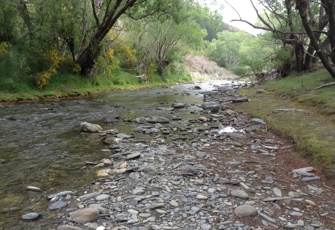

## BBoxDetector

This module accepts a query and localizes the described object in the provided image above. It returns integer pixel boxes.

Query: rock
[172,102,187,108]
[80,122,103,132]
[179,165,199,176]
[231,190,249,199]
[57,225,85,230]
[135,116,169,124]
[273,187,282,197]
[301,176,320,182]
[234,205,258,217]
[125,152,141,160]
[196,194,208,200]
[69,207,100,224]
[256,89,267,93]
[96,194,110,201]
[232,97,249,103]
[202,102,220,113]
[48,200,67,210]
[250,118,266,125]
[26,186,42,192]
[21,212,39,220]
[292,167,315,174]
[170,200,179,207]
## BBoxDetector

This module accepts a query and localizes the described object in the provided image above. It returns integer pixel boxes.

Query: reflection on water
[0,80,234,228]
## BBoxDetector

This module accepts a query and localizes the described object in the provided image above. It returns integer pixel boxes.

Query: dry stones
[234,205,258,217]
[69,207,100,224]
[231,189,249,199]
[57,225,85,230]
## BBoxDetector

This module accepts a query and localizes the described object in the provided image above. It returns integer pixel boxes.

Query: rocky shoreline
[22,83,335,230]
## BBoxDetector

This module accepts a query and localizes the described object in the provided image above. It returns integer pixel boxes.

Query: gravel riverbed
[20,83,335,230]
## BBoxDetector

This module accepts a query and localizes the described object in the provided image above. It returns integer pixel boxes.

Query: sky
[221,0,260,34]
[199,0,263,35]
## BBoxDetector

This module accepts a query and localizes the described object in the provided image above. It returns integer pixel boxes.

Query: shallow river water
[0,81,234,229]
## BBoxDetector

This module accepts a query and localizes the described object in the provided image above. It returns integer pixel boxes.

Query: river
[0,80,235,229]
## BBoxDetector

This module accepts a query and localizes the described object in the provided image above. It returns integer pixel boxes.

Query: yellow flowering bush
[0,42,10,56]
[146,63,158,80]
[35,48,80,89]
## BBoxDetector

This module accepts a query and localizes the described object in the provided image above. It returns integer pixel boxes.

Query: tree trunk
[77,0,138,76]
[296,0,335,78]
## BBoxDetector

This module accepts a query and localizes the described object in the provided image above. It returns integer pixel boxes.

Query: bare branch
[223,0,242,19]
[91,0,100,26]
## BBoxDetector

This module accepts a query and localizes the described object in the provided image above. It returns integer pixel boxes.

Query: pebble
[48,200,67,210]
[69,207,100,224]
[230,189,249,199]
[95,194,110,201]
[21,212,39,220]
[234,205,258,217]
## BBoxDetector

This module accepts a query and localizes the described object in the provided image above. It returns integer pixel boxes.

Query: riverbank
[0,55,237,103]
[233,68,335,178]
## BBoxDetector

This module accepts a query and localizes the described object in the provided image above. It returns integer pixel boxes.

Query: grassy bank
[233,68,335,178]
[0,70,193,102]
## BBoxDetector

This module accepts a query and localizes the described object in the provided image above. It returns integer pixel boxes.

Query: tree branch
[91,0,100,26]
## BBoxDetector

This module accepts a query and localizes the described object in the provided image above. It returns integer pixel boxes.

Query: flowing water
[0,81,234,229]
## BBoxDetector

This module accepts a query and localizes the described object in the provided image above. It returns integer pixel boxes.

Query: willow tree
[76,0,183,76]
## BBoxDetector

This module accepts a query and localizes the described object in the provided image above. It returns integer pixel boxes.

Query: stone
[202,102,220,113]
[231,190,249,199]
[69,207,100,224]
[234,205,258,217]
[135,116,169,124]
[301,176,320,182]
[196,194,208,200]
[57,225,85,230]
[273,187,282,197]
[80,122,103,132]
[26,186,42,192]
[96,194,110,201]
[48,200,67,210]
[22,212,39,220]
[170,200,179,207]
[172,102,187,108]
[125,152,141,160]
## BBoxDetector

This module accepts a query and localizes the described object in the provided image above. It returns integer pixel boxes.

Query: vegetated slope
[184,55,238,81]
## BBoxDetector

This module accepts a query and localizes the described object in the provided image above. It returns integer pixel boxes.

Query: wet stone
[48,200,67,210]
[22,212,40,220]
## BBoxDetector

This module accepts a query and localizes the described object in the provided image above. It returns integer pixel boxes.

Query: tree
[296,0,335,78]
[124,1,207,77]
[227,0,328,75]
[76,0,184,76]
[207,31,244,68]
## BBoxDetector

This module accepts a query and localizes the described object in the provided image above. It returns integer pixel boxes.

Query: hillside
[184,55,238,81]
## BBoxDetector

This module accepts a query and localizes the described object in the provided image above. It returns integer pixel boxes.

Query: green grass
[0,69,193,102]
[234,68,335,177]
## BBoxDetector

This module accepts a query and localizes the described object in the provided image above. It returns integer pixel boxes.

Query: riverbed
[0,81,233,229]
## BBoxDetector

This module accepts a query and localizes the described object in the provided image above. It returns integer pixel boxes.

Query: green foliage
[207,31,244,68]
